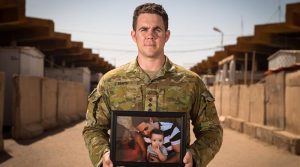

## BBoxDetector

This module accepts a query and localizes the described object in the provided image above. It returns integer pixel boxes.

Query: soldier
[82,3,223,167]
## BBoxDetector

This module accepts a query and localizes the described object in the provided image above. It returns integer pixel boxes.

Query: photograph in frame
[110,111,187,167]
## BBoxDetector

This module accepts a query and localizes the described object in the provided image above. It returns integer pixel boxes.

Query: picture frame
[110,110,187,167]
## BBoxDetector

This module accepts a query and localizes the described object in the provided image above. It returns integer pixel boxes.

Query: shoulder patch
[201,90,215,102]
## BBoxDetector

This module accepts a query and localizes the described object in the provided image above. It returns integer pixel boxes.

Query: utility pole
[213,27,224,49]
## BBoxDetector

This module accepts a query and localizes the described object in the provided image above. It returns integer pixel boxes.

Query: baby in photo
[147,129,168,162]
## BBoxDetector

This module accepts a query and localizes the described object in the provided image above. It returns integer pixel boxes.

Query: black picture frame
[110,110,187,167]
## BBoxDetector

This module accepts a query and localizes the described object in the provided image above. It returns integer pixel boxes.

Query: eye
[140,27,147,32]
[155,29,161,33]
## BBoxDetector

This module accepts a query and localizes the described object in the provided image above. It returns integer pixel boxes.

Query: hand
[153,145,160,153]
[183,151,193,167]
[103,151,113,167]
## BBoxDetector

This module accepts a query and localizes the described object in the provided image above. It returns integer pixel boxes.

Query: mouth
[144,44,155,47]
[144,40,156,46]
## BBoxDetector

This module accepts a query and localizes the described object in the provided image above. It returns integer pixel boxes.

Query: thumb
[183,151,191,163]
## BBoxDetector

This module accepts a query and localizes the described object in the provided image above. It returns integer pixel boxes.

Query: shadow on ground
[5,119,85,146]
[0,151,13,164]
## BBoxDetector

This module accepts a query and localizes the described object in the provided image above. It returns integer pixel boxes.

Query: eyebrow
[138,26,163,31]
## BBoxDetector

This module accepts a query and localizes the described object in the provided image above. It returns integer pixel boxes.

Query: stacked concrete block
[273,131,300,155]
[223,116,244,133]
[255,125,279,144]
[41,78,58,130]
[265,71,285,129]
[0,72,4,151]
[249,84,265,125]
[243,122,259,138]
[12,76,43,139]
[285,70,300,135]
[45,67,91,92]
[0,47,44,127]
[238,85,250,121]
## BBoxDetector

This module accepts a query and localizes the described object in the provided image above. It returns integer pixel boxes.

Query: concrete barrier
[221,85,230,116]
[0,72,4,151]
[273,131,300,155]
[285,70,300,135]
[12,76,43,139]
[74,82,88,118]
[214,85,222,116]
[238,85,250,121]
[41,78,58,130]
[265,72,285,129]
[57,80,87,125]
[222,116,244,133]
[249,84,265,125]
[229,85,239,117]
[57,80,74,125]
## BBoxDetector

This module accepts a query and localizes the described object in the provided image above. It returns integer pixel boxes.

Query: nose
[146,30,155,39]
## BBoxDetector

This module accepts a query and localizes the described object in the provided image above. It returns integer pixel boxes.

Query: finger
[103,151,114,167]
[183,151,192,163]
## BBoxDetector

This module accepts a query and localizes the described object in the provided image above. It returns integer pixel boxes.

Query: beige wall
[42,78,58,130]
[285,71,300,134]
[229,85,239,117]
[249,84,265,124]
[221,85,230,116]
[0,72,4,150]
[238,85,250,121]
[12,76,43,139]
[265,72,285,129]
[57,80,88,125]
[11,76,88,139]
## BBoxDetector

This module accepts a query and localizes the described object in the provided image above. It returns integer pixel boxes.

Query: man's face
[131,13,170,59]
[136,122,153,137]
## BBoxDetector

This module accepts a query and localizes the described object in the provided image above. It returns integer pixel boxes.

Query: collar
[126,55,176,75]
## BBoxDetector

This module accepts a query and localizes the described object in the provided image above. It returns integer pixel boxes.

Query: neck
[137,55,165,72]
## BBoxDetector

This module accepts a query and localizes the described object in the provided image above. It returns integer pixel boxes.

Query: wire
[90,46,219,54]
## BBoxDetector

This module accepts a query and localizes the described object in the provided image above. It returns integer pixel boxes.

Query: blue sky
[26,0,300,69]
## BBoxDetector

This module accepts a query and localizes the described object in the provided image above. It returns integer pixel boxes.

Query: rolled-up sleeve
[82,86,111,167]
[188,79,223,167]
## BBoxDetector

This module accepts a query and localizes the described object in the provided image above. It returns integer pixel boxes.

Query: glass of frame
[110,111,187,167]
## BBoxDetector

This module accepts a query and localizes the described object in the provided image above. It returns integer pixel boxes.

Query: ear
[165,30,170,42]
[131,30,137,43]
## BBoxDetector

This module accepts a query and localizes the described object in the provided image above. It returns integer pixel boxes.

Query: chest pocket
[109,84,142,111]
[164,86,192,112]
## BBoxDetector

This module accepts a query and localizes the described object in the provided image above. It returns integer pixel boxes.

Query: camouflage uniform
[82,56,223,167]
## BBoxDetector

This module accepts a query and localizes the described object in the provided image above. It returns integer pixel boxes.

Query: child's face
[151,133,164,147]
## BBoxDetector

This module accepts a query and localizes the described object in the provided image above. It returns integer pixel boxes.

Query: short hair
[132,117,150,128]
[132,3,169,31]
[150,128,164,138]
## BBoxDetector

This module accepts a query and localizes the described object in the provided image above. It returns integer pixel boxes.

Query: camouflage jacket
[82,56,223,167]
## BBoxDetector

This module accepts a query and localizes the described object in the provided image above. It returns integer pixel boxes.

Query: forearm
[156,151,167,162]
[83,125,110,167]
[83,87,111,167]
[189,85,223,167]
[189,124,223,167]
